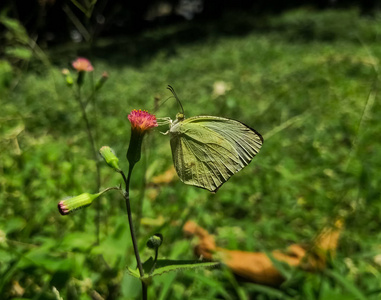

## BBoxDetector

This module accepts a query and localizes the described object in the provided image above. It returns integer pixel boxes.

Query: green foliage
[0,14,32,63]
[127,257,219,280]
[1,7,381,300]
[0,59,13,94]
[267,9,379,42]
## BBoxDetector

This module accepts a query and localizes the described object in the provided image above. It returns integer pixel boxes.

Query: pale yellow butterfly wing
[170,116,263,192]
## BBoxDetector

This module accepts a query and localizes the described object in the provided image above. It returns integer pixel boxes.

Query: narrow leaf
[325,269,367,300]
[126,257,219,279]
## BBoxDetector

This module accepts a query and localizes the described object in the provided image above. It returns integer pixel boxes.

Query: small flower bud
[72,57,93,87]
[58,192,100,215]
[61,68,73,86]
[95,71,109,91]
[99,146,120,171]
[146,233,163,250]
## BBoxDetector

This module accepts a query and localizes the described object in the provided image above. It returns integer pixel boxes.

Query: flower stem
[76,86,102,245]
[122,166,147,299]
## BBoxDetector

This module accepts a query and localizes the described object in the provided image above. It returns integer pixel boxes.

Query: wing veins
[182,138,220,190]
[183,134,239,176]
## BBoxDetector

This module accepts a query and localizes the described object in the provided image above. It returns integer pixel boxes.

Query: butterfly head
[176,112,185,121]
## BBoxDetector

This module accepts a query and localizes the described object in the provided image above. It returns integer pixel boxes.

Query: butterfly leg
[157,117,172,126]
[157,117,172,135]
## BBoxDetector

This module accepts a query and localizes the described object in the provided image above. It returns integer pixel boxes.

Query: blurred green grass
[1,8,381,300]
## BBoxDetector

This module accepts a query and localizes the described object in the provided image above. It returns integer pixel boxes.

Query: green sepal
[126,257,220,280]
[127,129,144,166]
[77,71,85,86]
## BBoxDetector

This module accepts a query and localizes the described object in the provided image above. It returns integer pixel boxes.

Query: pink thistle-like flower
[72,57,94,72]
[58,200,70,215]
[127,109,158,165]
[128,109,158,133]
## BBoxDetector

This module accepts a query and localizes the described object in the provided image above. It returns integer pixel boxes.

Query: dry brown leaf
[183,220,343,286]
[150,166,177,185]
[11,281,24,297]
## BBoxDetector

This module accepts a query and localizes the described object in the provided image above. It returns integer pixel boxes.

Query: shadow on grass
[49,8,379,69]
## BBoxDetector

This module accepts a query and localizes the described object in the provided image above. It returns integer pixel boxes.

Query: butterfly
[167,85,263,192]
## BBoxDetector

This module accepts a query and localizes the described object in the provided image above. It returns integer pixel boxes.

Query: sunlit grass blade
[324,269,367,300]
[185,270,234,300]
[244,283,293,299]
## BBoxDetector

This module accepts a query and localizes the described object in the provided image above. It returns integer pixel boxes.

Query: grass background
[1,8,381,299]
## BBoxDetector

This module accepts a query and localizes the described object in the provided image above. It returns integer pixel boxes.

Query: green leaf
[121,272,141,299]
[186,271,233,300]
[60,232,94,252]
[0,16,29,43]
[158,272,177,300]
[245,283,291,299]
[265,250,293,280]
[2,216,26,234]
[126,257,219,279]
[324,269,367,300]
[5,47,32,60]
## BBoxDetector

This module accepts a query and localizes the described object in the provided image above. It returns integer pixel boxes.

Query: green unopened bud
[99,146,120,171]
[95,71,109,91]
[58,187,117,215]
[147,233,163,250]
[58,192,100,215]
[62,68,73,86]
[66,75,74,86]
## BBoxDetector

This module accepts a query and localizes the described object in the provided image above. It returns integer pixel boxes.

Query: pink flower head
[128,109,158,133]
[72,57,94,72]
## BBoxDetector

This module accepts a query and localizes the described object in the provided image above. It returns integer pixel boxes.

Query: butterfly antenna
[167,85,184,115]
[151,95,173,113]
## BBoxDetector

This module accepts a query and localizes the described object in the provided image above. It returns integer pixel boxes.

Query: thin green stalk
[135,153,148,238]
[121,166,148,300]
[76,85,101,244]
[90,71,102,246]
[142,283,147,300]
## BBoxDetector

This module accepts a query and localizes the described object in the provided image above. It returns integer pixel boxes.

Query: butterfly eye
[176,112,185,121]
